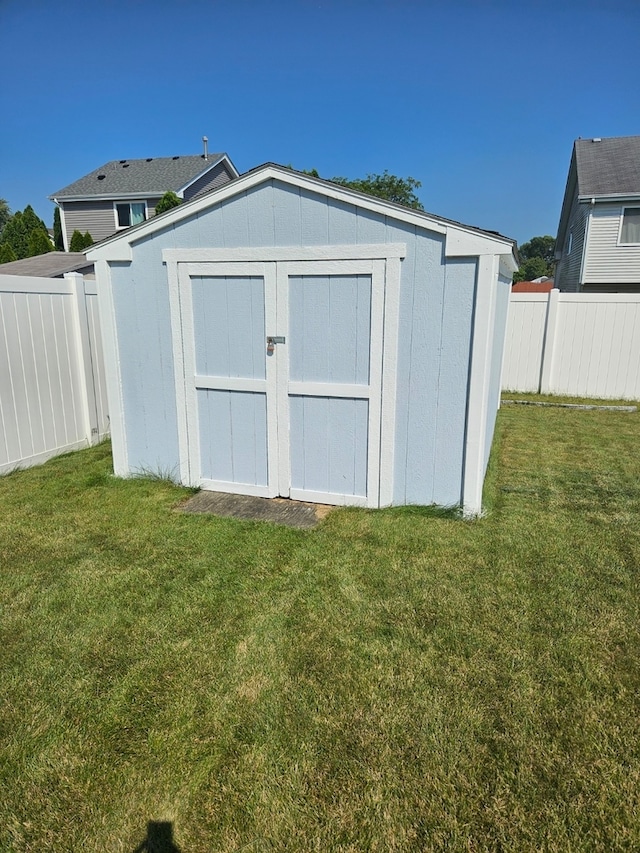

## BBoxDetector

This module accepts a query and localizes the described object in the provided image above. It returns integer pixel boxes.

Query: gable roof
[0,252,91,277]
[556,135,640,250]
[575,136,640,198]
[87,163,517,269]
[50,153,238,200]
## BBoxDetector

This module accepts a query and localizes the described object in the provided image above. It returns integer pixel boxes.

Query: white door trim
[167,244,406,507]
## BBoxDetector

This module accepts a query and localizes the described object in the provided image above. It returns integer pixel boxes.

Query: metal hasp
[267,336,286,344]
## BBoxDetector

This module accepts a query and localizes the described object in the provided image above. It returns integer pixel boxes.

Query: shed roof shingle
[575,136,640,197]
[50,153,227,199]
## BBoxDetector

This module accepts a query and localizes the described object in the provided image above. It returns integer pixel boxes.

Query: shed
[87,165,517,515]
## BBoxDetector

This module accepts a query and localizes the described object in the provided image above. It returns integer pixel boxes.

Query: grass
[1,403,640,851]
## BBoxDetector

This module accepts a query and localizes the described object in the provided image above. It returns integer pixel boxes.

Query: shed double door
[179,259,386,507]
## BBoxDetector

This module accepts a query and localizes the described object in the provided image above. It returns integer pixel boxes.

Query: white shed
[87,165,517,514]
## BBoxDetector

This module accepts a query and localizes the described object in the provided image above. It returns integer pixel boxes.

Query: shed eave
[445,227,516,260]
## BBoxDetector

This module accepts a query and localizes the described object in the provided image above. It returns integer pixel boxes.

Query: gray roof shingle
[50,153,227,199]
[575,136,640,197]
[0,252,90,277]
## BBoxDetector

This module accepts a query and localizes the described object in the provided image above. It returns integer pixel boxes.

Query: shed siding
[183,161,235,201]
[583,205,640,284]
[112,179,478,506]
[110,248,181,476]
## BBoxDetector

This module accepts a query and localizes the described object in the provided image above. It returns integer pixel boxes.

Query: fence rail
[502,290,640,400]
[0,272,108,474]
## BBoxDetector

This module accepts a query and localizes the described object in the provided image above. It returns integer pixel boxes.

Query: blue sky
[1,0,638,245]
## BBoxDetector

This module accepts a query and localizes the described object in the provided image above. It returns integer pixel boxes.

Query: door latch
[267,335,285,355]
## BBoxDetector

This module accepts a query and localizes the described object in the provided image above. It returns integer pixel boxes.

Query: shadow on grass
[133,821,181,852]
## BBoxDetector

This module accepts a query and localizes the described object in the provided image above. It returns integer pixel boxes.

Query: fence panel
[0,273,108,474]
[502,291,640,400]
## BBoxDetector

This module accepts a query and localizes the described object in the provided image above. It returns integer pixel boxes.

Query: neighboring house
[87,163,517,516]
[50,149,238,251]
[555,136,640,292]
[0,251,93,278]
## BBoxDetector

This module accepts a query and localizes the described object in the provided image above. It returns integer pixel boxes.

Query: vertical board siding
[289,396,368,497]
[120,181,478,506]
[192,276,266,379]
[288,274,371,384]
[502,292,640,399]
[0,275,107,474]
[112,239,182,474]
[198,389,268,486]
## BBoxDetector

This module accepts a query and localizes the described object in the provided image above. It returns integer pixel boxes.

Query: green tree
[514,234,556,282]
[69,229,94,252]
[27,228,53,257]
[0,242,17,264]
[2,205,49,259]
[0,198,10,237]
[331,171,424,210]
[155,191,182,216]
[294,167,424,210]
[53,206,64,251]
[514,257,549,283]
[518,235,555,267]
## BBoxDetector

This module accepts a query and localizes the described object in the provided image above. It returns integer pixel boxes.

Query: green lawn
[1,403,640,852]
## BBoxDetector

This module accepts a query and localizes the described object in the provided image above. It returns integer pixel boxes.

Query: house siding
[62,200,117,246]
[583,205,640,285]
[62,198,161,246]
[554,194,589,292]
[183,161,235,202]
[108,179,480,507]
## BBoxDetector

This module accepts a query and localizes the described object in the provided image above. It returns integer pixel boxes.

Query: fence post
[66,272,100,445]
[539,288,560,394]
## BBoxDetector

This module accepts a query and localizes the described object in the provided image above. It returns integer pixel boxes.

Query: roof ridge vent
[592,137,602,142]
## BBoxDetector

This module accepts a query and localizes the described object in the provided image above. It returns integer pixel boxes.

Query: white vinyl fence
[502,289,640,400]
[0,272,108,474]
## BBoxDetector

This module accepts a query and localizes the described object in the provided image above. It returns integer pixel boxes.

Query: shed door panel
[286,273,374,504]
[188,271,276,496]
[179,258,384,507]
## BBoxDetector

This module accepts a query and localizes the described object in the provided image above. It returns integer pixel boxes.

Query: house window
[620,208,640,244]
[567,232,573,255]
[116,202,146,228]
